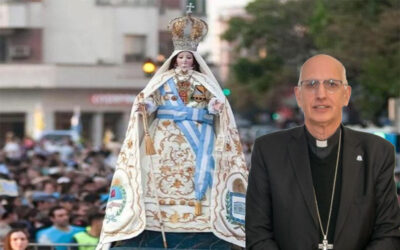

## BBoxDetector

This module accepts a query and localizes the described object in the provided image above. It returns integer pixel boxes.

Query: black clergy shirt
[305,127,343,244]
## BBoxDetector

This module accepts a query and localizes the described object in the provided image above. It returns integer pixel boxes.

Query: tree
[223,0,400,124]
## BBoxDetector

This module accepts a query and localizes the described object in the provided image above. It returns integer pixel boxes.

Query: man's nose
[315,82,327,98]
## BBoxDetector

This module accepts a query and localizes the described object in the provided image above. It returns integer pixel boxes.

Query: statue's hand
[208,98,225,114]
[213,100,224,113]
[134,100,157,115]
[134,102,147,114]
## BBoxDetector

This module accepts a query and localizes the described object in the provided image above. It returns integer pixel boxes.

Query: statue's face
[176,51,194,71]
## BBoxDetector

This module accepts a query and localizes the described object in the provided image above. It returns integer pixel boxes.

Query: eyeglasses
[299,79,347,92]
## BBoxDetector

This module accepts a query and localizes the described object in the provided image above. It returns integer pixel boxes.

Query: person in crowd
[58,139,75,164]
[58,194,76,213]
[42,180,58,197]
[22,136,35,152]
[3,229,29,250]
[0,208,18,241]
[0,151,10,177]
[246,54,400,249]
[71,201,92,227]
[72,213,104,250]
[31,193,56,222]
[15,208,38,242]
[3,133,22,164]
[97,8,248,250]
[36,206,84,250]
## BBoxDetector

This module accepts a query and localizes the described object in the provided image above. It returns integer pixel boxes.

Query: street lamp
[142,59,156,77]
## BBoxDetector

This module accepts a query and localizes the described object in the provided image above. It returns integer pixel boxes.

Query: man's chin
[306,116,337,127]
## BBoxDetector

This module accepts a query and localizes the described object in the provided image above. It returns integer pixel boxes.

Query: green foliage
[309,0,331,48]
[222,0,400,123]
[232,56,285,92]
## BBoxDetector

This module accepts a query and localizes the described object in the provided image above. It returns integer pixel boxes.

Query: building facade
[0,0,200,146]
[201,0,251,82]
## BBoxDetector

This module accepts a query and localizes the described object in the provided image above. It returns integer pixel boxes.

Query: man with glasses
[246,54,400,250]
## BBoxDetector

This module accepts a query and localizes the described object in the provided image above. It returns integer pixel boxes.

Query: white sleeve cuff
[133,98,157,114]
[144,100,157,114]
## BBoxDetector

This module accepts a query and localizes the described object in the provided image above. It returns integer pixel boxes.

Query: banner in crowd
[0,179,18,196]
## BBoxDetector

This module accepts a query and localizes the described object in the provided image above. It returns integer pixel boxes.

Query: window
[124,35,146,62]
[0,113,25,147]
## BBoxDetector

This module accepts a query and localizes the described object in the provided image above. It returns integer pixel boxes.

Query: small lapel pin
[356,155,363,161]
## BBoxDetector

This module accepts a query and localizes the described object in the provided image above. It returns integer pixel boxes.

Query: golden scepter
[138,93,168,248]
[139,93,156,155]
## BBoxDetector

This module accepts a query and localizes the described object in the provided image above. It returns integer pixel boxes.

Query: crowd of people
[0,132,113,249]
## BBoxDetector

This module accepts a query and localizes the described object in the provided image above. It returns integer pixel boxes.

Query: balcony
[0,0,42,28]
[96,0,157,6]
[0,63,150,89]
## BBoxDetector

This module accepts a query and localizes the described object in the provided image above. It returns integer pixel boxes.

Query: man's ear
[343,85,352,106]
[294,86,303,109]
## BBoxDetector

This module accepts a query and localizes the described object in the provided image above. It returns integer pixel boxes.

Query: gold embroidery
[172,179,184,188]
[174,134,186,145]
[171,19,185,37]
[182,213,191,220]
[176,81,191,104]
[233,179,246,193]
[191,18,206,40]
[160,166,171,175]
[162,121,171,127]
[170,211,180,223]
[111,178,121,186]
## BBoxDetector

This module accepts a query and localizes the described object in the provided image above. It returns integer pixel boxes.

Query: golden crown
[168,5,208,51]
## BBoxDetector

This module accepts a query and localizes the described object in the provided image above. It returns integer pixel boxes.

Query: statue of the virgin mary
[97,8,248,249]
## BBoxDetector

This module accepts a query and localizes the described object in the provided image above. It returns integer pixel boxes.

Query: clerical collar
[305,126,341,159]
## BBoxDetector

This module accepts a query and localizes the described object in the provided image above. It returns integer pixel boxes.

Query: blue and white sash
[157,78,215,201]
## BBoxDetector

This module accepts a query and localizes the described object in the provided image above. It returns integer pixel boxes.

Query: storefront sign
[90,94,136,106]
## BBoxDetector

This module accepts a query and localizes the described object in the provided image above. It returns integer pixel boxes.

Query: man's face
[60,201,74,211]
[295,55,351,129]
[51,208,70,228]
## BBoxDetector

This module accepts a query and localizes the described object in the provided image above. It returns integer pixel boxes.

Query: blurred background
[0,0,399,247]
[0,0,399,146]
